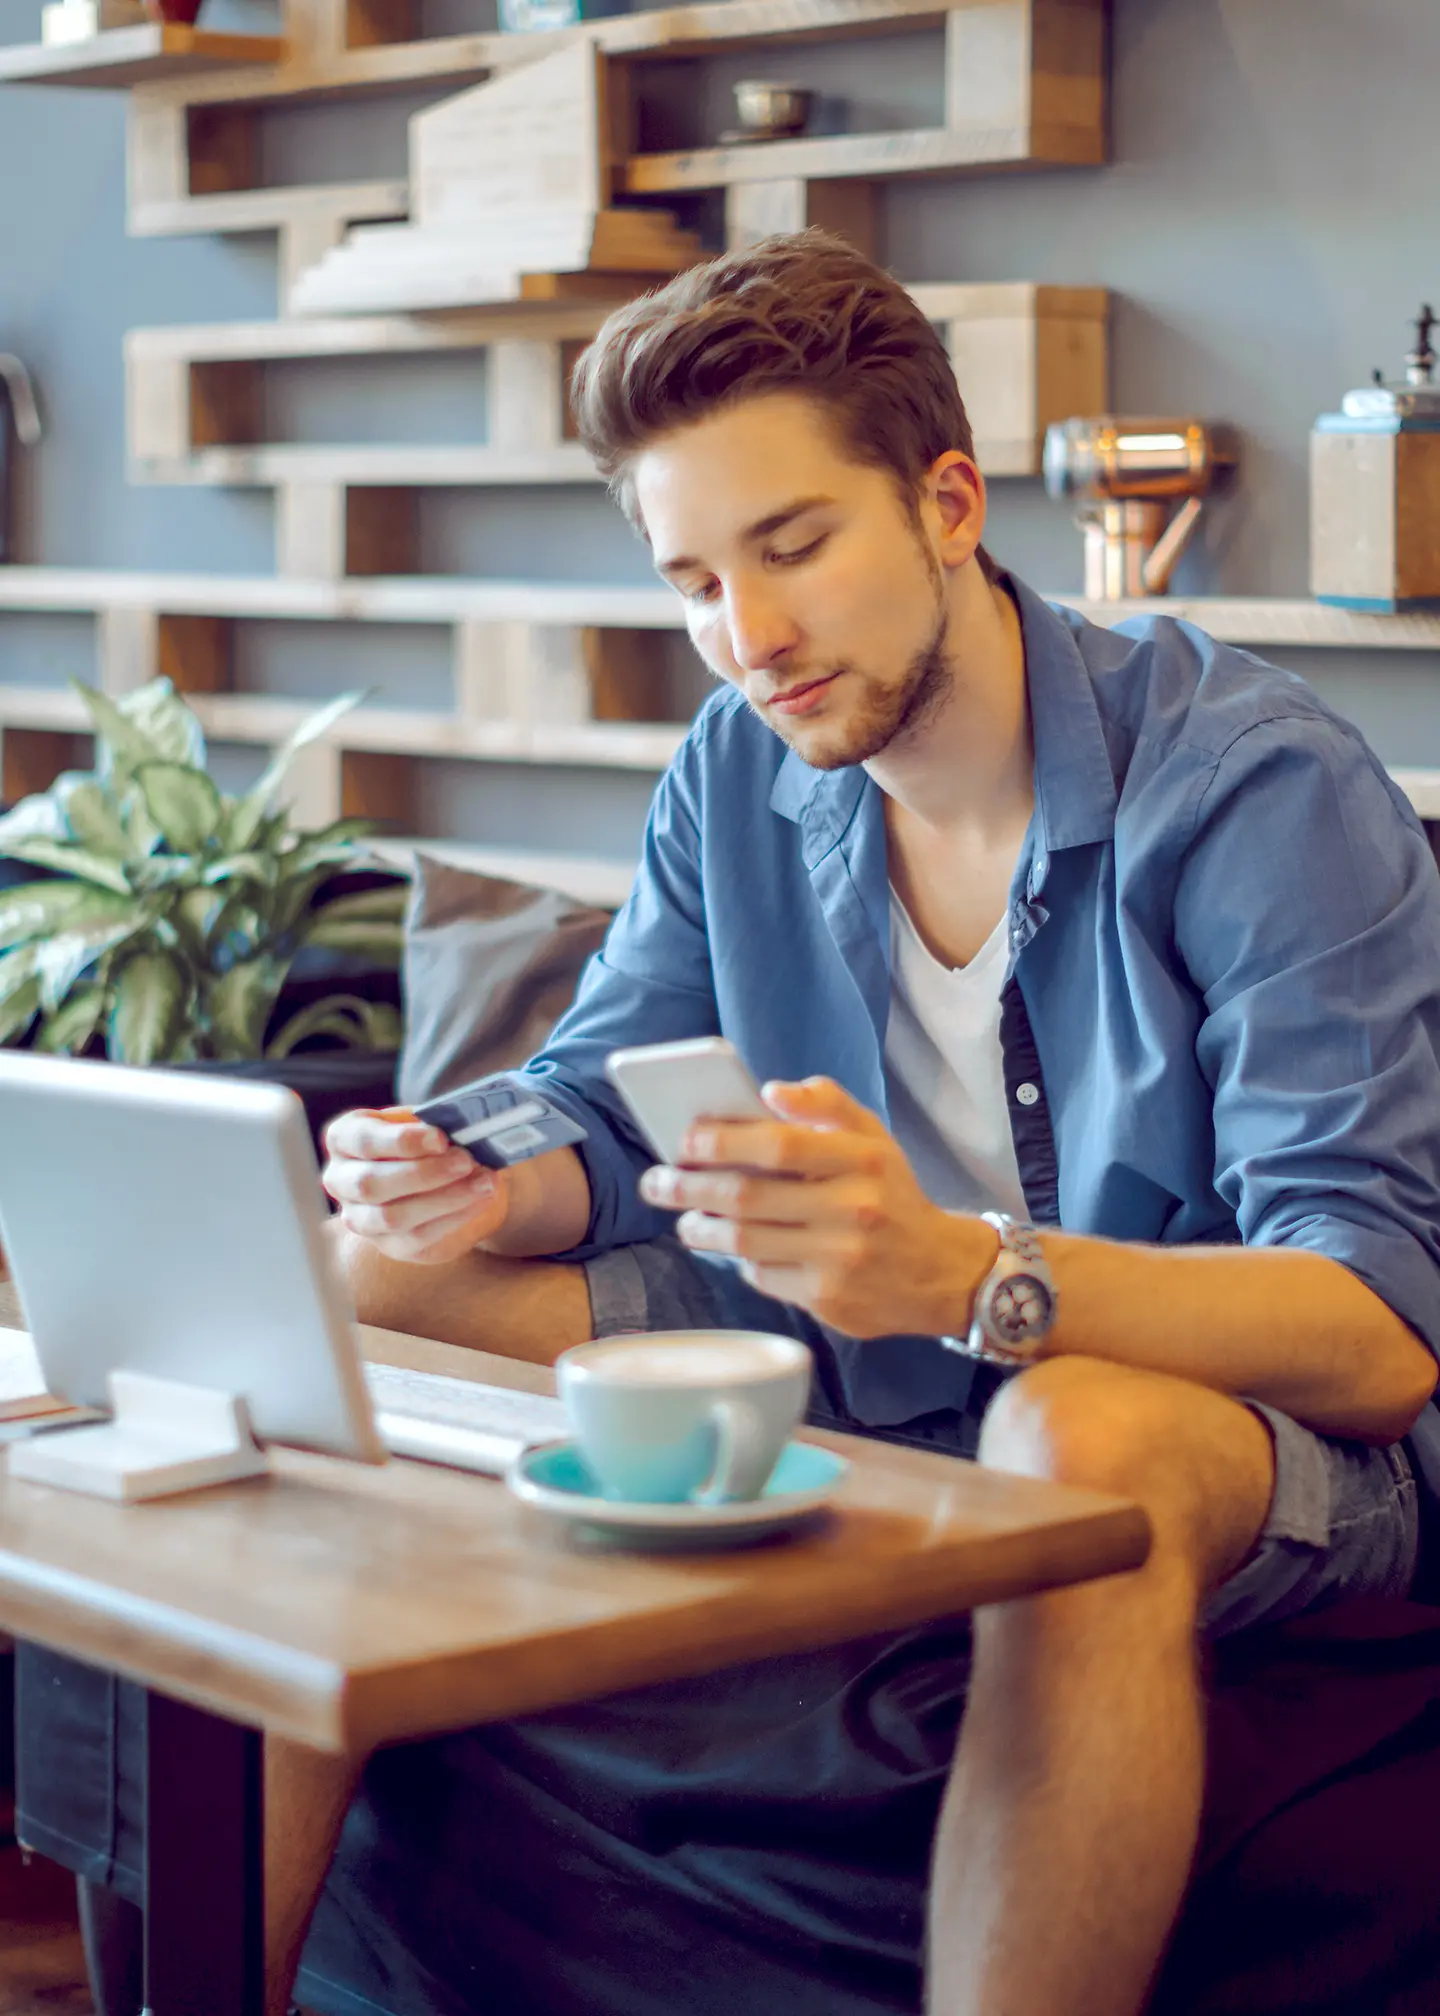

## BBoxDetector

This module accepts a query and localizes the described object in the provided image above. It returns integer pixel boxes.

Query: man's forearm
[1023,1231,1438,1444]
[479,1144,594,1259]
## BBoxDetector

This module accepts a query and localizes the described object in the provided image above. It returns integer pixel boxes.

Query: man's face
[634,393,953,770]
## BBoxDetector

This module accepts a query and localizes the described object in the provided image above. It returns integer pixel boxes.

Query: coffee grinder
[0,356,42,565]
[1043,417,1238,600]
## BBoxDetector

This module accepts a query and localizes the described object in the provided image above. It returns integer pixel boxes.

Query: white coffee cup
[556,1330,812,1505]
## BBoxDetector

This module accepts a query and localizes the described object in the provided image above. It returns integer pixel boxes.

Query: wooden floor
[0,1842,90,2014]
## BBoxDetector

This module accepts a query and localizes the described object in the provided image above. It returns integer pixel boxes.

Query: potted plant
[0,677,406,1140]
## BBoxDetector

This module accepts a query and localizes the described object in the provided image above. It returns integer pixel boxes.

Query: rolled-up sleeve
[503,725,723,1257]
[1174,714,1440,1356]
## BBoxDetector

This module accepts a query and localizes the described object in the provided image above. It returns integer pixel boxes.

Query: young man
[23,233,1440,2016]
[299,233,1440,2016]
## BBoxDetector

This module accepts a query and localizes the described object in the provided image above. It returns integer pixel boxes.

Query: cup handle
[693,1398,765,1506]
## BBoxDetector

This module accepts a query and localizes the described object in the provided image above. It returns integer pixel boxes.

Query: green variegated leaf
[134,762,224,856]
[278,820,376,878]
[70,682,168,784]
[53,775,131,859]
[206,957,286,1060]
[303,919,404,962]
[0,945,41,1046]
[0,974,41,1048]
[120,785,163,859]
[0,793,67,846]
[33,916,144,1014]
[108,951,189,1065]
[172,886,225,963]
[34,983,108,1056]
[308,884,407,926]
[0,880,132,954]
[265,993,400,1060]
[225,691,366,852]
[200,851,279,889]
[120,679,206,769]
[131,855,201,894]
[0,838,131,894]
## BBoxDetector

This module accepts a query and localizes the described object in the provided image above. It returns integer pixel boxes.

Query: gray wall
[2,0,1438,853]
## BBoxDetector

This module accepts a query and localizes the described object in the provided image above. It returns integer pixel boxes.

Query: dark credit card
[413,1080,588,1170]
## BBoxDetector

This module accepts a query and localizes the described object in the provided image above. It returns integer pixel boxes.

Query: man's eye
[770,536,827,568]
[684,580,720,606]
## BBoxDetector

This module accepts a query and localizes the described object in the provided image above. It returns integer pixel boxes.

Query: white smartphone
[606,1037,771,1166]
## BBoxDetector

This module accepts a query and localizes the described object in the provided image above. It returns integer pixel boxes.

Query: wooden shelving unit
[0,24,284,89]
[1,0,1124,827]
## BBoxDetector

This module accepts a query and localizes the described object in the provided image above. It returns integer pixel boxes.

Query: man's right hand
[321,1106,511,1266]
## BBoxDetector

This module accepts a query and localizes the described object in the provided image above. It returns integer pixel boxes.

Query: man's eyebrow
[655,496,836,580]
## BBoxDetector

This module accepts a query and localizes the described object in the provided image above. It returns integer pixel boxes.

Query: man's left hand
[637,1077,996,1338]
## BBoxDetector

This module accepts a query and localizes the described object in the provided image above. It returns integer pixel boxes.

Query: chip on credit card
[412,1080,588,1170]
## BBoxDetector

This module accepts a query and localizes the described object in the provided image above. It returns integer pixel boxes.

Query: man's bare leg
[326,1220,595,1365]
[265,1736,363,2016]
[266,1239,594,2014]
[927,1355,1275,2016]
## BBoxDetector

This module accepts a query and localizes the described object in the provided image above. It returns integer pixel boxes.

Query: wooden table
[0,1319,1150,2014]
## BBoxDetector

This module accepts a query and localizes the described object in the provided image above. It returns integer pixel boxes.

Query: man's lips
[766,671,840,717]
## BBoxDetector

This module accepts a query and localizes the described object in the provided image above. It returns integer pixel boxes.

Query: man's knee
[977,1355,1274,1586]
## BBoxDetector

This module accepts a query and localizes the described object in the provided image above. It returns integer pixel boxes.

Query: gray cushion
[396,853,614,1105]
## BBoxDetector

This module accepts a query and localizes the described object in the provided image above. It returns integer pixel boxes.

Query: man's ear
[928,451,988,569]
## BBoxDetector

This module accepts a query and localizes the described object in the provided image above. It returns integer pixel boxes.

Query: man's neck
[865,572,1033,846]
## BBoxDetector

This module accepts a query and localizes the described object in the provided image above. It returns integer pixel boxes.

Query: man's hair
[570,229,998,581]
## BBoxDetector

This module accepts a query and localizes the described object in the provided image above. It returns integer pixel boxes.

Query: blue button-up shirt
[510,577,1440,1430]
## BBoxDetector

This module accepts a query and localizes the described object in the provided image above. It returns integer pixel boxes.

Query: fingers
[338,1168,496,1242]
[324,1144,479,1209]
[675,1211,863,1268]
[324,1105,451,1164]
[675,1118,887,1180]
[347,1187,505,1267]
[760,1077,889,1137]
[642,1162,885,1222]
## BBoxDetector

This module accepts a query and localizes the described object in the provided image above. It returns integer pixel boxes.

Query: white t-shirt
[884,890,1028,1220]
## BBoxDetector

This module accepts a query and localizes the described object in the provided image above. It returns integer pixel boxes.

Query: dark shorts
[14,1237,1422,2016]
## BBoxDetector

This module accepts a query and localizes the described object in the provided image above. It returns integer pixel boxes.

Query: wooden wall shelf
[0,25,284,89]
[5,570,1440,650]
[623,121,1099,195]
[136,443,601,487]
[2,573,1438,830]
[121,3,974,112]
[0,568,677,626]
[1052,595,1440,653]
[129,178,408,240]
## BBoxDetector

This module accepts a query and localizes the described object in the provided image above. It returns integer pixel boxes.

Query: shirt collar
[1009,576,1118,854]
[767,573,1118,862]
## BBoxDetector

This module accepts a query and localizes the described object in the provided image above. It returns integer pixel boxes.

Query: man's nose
[725,583,800,674]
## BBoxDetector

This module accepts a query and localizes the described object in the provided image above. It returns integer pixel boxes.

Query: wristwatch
[941,1212,1058,1368]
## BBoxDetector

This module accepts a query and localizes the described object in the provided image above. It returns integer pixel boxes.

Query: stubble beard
[765,586,955,773]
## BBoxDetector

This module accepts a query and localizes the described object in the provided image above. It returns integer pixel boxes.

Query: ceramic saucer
[506,1438,847,1547]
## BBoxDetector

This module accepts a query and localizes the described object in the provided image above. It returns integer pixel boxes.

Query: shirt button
[1015,1081,1041,1107]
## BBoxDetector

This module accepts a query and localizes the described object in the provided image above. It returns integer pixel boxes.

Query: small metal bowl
[732,80,815,139]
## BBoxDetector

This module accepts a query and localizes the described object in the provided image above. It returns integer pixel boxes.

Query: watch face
[990,1273,1055,1346]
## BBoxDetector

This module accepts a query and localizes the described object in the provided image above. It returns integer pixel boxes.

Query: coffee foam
[577,1336,803,1386]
